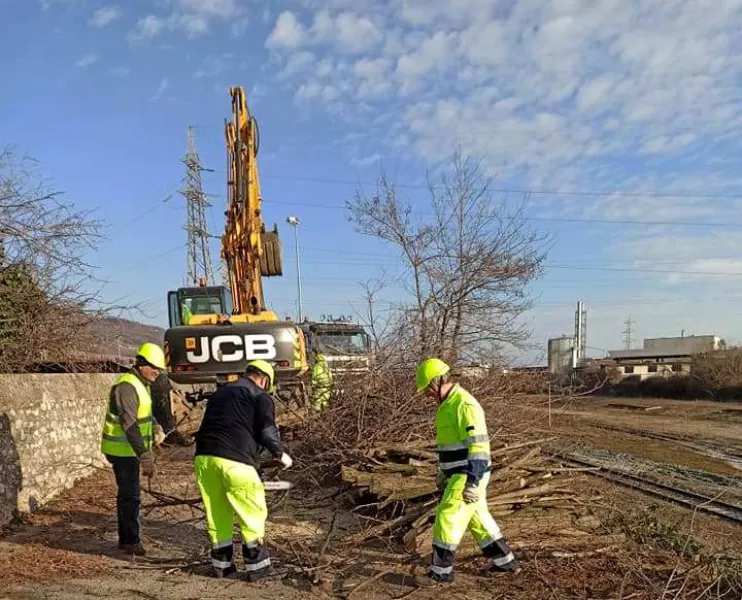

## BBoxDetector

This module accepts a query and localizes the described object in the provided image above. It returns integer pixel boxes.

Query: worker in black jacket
[193,360,293,580]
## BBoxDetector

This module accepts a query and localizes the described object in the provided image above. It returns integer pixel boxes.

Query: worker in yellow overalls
[415,358,520,584]
[311,351,333,411]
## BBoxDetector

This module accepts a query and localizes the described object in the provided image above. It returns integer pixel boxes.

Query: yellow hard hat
[245,359,276,393]
[415,357,450,392]
[136,342,167,370]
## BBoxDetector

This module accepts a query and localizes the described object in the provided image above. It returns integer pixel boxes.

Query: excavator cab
[167,285,233,327]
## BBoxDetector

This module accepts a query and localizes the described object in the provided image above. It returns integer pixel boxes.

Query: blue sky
[4,0,742,363]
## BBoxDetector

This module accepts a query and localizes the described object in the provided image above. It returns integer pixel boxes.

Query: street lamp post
[286,216,303,322]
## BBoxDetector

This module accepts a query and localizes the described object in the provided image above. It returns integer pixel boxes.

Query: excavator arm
[223,86,282,322]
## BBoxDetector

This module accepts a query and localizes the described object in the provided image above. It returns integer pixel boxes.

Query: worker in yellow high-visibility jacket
[100,342,166,556]
[193,360,293,580]
[415,358,519,584]
[311,351,333,411]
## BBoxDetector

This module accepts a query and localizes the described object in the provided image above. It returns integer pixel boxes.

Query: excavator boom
[164,86,309,403]
[223,86,282,322]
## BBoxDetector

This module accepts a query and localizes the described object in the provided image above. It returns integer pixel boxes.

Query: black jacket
[194,378,284,468]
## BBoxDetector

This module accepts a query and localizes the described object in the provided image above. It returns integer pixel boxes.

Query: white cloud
[262,0,742,352]
[89,5,122,28]
[350,152,382,167]
[127,0,241,42]
[178,0,238,18]
[267,9,383,53]
[75,53,97,68]
[128,15,165,43]
[150,77,170,101]
[266,11,305,49]
[396,31,456,93]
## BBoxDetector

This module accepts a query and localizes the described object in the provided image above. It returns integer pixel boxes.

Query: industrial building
[602,335,721,380]
[547,301,586,375]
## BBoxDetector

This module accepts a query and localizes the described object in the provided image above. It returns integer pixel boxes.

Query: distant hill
[79,317,166,362]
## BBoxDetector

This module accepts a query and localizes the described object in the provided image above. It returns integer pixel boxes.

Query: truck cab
[302,320,372,374]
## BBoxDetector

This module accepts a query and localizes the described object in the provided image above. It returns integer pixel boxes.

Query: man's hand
[277,453,293,470]
[462,484,479,504]
[140,452,156,478]
[436,470,447,492]
[153,423,166,447]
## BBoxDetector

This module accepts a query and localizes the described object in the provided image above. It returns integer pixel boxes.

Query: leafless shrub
[0,147,137,372]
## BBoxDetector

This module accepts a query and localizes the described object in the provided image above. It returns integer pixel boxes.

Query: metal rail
[554,452,742,525]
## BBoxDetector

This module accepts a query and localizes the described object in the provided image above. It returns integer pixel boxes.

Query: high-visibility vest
[312,355,332,386]
[181,302,192,325]
[434,384,491,478]
[100,372,153,457]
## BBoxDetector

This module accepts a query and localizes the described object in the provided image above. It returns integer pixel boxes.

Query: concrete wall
[0,373,116,526]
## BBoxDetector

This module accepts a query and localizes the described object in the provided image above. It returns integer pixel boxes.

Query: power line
[201,193,742,229]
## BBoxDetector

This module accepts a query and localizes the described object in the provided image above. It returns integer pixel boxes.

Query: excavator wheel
[261,230,283,276]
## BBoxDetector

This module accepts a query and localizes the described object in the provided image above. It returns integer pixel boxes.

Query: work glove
[139,452,156,478]
[435,470,447,492]
[462,484,479,504]
[153,423,166,447]
[277,453,293,470]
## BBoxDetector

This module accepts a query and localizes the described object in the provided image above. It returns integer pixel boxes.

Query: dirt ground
[1,394,741,599]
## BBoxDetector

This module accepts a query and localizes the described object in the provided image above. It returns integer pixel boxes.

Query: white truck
[301,319,372,374]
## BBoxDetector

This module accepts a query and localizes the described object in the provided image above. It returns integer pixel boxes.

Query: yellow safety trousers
[194,455,267,549]
[432,472,503,551]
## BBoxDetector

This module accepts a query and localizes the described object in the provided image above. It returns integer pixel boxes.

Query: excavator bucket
[260,228,282,277]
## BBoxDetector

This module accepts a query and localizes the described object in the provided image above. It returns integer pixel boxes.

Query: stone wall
[0,373,116,526]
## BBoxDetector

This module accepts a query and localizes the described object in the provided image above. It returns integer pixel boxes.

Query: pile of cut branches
[337,438,614,554]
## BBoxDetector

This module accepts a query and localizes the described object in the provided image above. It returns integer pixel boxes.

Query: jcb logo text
[186,334,277,363]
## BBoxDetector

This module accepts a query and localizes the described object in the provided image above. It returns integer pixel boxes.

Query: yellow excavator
[164,86,309,404]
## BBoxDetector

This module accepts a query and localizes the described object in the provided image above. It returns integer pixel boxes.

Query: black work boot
[118,542,146,556]
[213,564,238,579]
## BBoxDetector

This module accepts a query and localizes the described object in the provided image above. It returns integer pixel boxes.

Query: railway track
[554,452,742,525]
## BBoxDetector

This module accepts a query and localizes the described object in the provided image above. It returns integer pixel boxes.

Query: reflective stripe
[243,541,259,549]
[433,539,459,551]
[466,434,489,446]
[429,564,453,575]
[492,552,516,567]
[101,434,153,443]
[105,414,151,425]
[212,559,234,569]
[244,558,271,572]
[213,540,233,550]
[468,453,491,462]
[437,441,467,452]
[439,459,468,470]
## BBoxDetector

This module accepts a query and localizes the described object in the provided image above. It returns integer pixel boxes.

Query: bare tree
[0,147,107,371]
[347,150,550,365]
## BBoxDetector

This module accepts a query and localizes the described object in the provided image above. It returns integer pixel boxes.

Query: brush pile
[337,437,608,551]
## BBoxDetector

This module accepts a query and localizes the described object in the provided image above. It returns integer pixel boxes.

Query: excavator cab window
[167,286,233,327]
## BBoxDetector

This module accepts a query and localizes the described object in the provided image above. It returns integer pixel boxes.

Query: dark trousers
[106,455,141,545]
